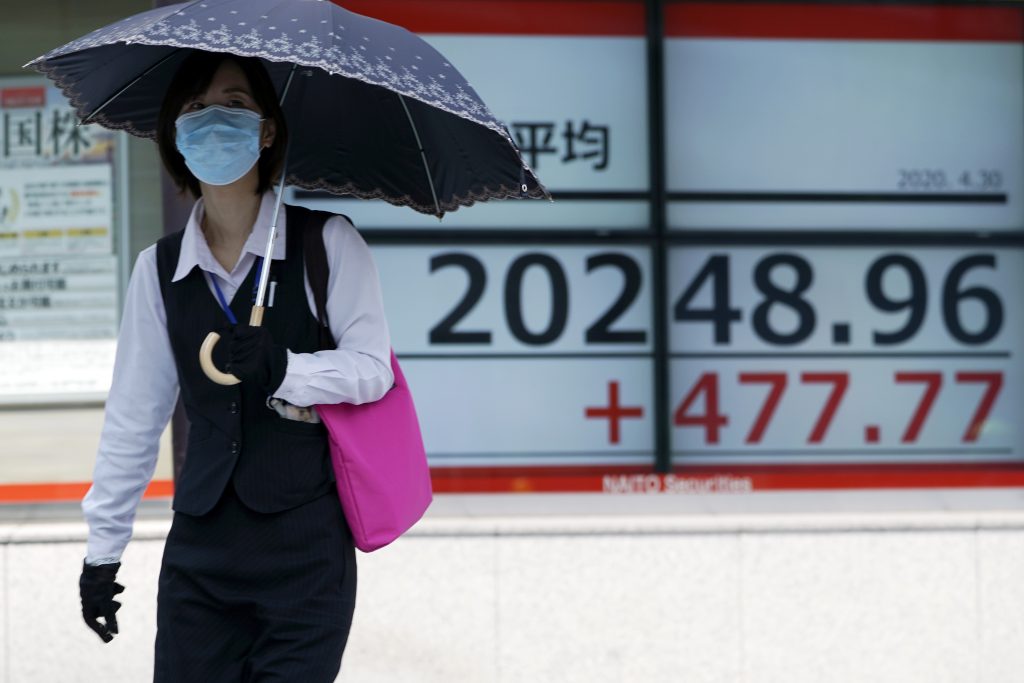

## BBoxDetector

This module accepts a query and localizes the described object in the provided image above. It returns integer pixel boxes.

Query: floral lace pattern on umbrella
[284,174,550,217]
[30,56,549,217]
[25,0,551,215]
[26,1,509,140]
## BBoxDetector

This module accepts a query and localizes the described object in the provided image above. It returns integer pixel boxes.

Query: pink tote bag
[316,350,432,552]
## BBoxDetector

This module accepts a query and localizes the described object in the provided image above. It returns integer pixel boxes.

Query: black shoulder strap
[292,203,346,351]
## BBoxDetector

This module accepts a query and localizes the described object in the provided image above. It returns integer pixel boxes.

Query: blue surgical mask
[175,105,264,186]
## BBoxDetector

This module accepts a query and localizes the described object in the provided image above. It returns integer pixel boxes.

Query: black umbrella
[26,0,548,383]
[26,0,547,215]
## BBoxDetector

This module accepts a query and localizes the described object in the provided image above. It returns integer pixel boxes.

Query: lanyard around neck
[207,256,264,326]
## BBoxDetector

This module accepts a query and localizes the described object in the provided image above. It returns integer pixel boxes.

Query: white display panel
[665,5,1024,231]
[405,358,654,465]
[671,357,1019,462]
[374,244,654,464]
[669,247,1020,353]
[377,245,653,354]
[668,246,1024,462]
[293,34,649,229]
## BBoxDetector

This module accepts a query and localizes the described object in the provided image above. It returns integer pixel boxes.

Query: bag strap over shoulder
[291,203,349,351]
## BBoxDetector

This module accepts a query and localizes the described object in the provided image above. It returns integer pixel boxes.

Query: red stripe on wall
[430,463,1024,493]
[2,463,1023,503]
[691,463,1024,491]
[432,465,653,493]
[335,0,646,36]
[665,3,1024,42]
[0,479,174,505]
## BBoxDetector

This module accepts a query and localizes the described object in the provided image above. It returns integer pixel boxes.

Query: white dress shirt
[83,191,393,564]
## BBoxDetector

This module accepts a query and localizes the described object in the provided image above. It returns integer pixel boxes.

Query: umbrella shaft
[253,178,286,312]
[253,65,298,316]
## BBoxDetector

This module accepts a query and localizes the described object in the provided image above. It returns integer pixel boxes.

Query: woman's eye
[187,102,204,111]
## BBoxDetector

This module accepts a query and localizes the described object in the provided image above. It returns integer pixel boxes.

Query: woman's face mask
[175,105,264,186]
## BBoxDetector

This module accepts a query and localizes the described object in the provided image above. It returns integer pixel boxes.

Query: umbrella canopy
[24,0,548,217]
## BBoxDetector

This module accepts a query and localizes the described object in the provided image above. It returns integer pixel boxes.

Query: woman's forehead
[202,61,253,95]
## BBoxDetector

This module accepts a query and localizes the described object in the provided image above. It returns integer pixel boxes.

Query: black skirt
[154,482,356,682]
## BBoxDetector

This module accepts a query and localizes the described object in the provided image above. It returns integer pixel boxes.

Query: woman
[77,51,393,681]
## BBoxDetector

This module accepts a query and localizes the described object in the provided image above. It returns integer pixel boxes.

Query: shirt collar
[172,190,288,282]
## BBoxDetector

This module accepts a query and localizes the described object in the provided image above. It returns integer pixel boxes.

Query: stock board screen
[313,1,1024,493]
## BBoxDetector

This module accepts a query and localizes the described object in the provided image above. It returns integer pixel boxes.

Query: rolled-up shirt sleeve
[274,215,393,407]
[83,247,179,565]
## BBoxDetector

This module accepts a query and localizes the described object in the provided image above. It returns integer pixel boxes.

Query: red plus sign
[585,381,643,444]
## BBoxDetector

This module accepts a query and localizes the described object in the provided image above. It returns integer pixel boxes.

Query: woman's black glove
[227,324,288,394]
[80,562,124,643]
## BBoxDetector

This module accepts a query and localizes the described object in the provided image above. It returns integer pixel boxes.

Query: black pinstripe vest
[155,203,333,516]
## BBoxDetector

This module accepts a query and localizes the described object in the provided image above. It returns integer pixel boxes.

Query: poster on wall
[0,79,120,404]
[295,0,650,230]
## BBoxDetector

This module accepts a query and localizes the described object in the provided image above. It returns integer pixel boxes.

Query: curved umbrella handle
[199,306,265,385]
[199,332,240,386]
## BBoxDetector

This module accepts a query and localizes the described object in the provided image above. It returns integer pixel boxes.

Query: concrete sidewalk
[5,492,1024,682]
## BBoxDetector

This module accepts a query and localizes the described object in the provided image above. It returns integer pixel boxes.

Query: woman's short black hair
[156,51,288,197]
